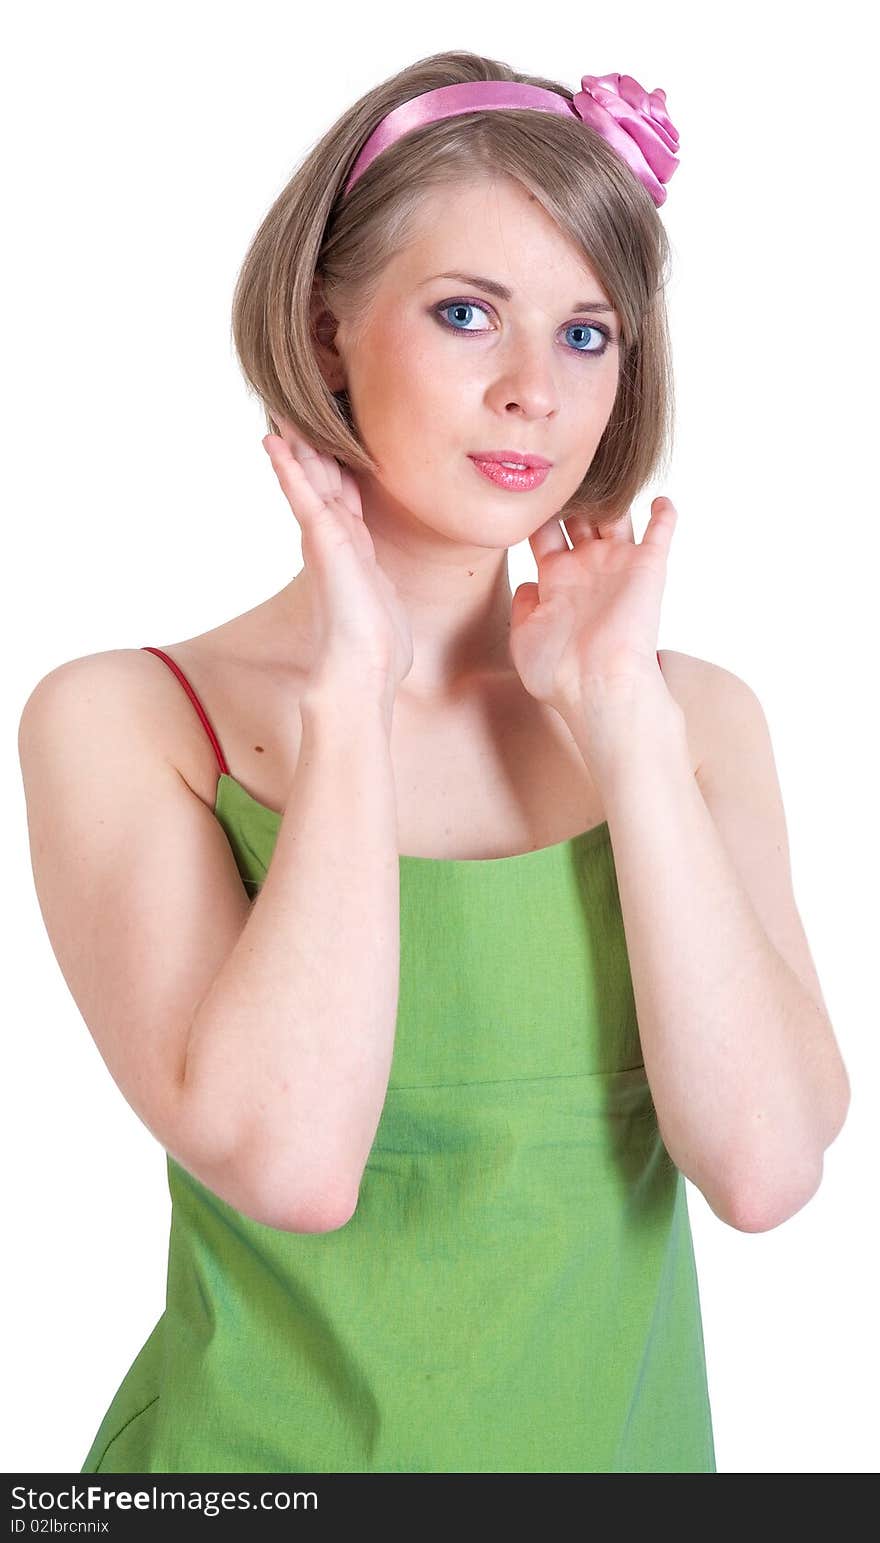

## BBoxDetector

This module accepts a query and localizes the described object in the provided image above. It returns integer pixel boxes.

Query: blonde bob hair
[231,49,674,529]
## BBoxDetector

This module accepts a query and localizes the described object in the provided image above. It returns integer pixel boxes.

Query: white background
[3,0,877,1476]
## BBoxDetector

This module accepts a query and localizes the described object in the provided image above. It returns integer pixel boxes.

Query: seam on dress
[386,1062,646,1092]
[95,1394,160,1472]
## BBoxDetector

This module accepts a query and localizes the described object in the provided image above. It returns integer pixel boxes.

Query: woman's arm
[564,668,850,1234]
[185,417,412,1232]
[19,653,400,1238]
[183,680,400,1233]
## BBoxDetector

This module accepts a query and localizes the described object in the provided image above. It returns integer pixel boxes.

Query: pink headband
[342,73,680,208]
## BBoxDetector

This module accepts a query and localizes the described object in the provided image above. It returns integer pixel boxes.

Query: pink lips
[469,449,553,468]
[468,456,551,492]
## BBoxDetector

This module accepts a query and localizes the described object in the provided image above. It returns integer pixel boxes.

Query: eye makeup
[430,297,616,358]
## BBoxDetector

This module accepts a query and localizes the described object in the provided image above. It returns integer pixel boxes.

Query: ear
[309,276,347,393]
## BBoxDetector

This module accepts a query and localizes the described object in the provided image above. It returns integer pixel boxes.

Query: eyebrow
[421,270,617,314]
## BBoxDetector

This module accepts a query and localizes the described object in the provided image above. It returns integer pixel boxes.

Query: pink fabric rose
[572,72,680,207]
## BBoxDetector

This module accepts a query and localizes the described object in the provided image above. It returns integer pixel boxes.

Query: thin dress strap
[141,646,230,776]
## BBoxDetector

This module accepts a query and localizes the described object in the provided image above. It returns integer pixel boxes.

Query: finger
[641,496,677,550]
[560,512,601,545]
[529,515,570,563]
[262,435,337,528]
[337,463,367,522]
[270,411,343,501]
[270,415,363,523]
[264,439,368,575]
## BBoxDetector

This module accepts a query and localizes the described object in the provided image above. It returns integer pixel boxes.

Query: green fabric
[81,771,716,1473]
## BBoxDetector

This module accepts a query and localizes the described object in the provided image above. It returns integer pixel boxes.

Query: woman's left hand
[509,496,678,729]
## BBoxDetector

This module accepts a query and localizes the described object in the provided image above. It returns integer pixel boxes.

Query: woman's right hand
[262,413,414,705]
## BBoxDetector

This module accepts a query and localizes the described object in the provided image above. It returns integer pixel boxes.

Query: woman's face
[332,176,623,548]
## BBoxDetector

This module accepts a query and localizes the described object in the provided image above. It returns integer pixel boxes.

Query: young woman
[18,50,849,1474]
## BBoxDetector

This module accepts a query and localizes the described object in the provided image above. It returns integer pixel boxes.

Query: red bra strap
[141,646,230,776]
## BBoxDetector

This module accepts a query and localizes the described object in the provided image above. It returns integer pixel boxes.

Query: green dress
[80,647,716,1474]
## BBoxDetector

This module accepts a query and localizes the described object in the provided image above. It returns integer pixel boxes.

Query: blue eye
[434,298,612,357]
[439,300,492,332]
[564,321,609,354]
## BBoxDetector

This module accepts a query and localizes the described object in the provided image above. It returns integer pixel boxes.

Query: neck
[280,526,517,704]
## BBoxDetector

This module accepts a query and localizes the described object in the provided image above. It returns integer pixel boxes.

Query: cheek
[603,355,623,404]
[359,348,455,448]
[577,352,619,397]
[570,366,620,438]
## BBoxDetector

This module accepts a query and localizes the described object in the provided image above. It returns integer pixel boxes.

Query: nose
[487,340,560,419]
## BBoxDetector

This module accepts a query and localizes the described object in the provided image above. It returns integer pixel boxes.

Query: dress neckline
[214,772,610,868]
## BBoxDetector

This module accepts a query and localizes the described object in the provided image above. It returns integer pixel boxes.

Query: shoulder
[660,651,838,1029]
[660,647,780,829]
[655,648,752,776]
[18,648,198,770]
[20,646,178,715]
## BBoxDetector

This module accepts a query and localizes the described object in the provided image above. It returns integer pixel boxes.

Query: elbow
[296,1184,360,1234]
[249,1173,360,1236]
[178,1084,362,1234]
[723,1070,851,1232]
[221,1118,362,1234]
[822,1068,851,1150]
[721,1152,824,1234]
